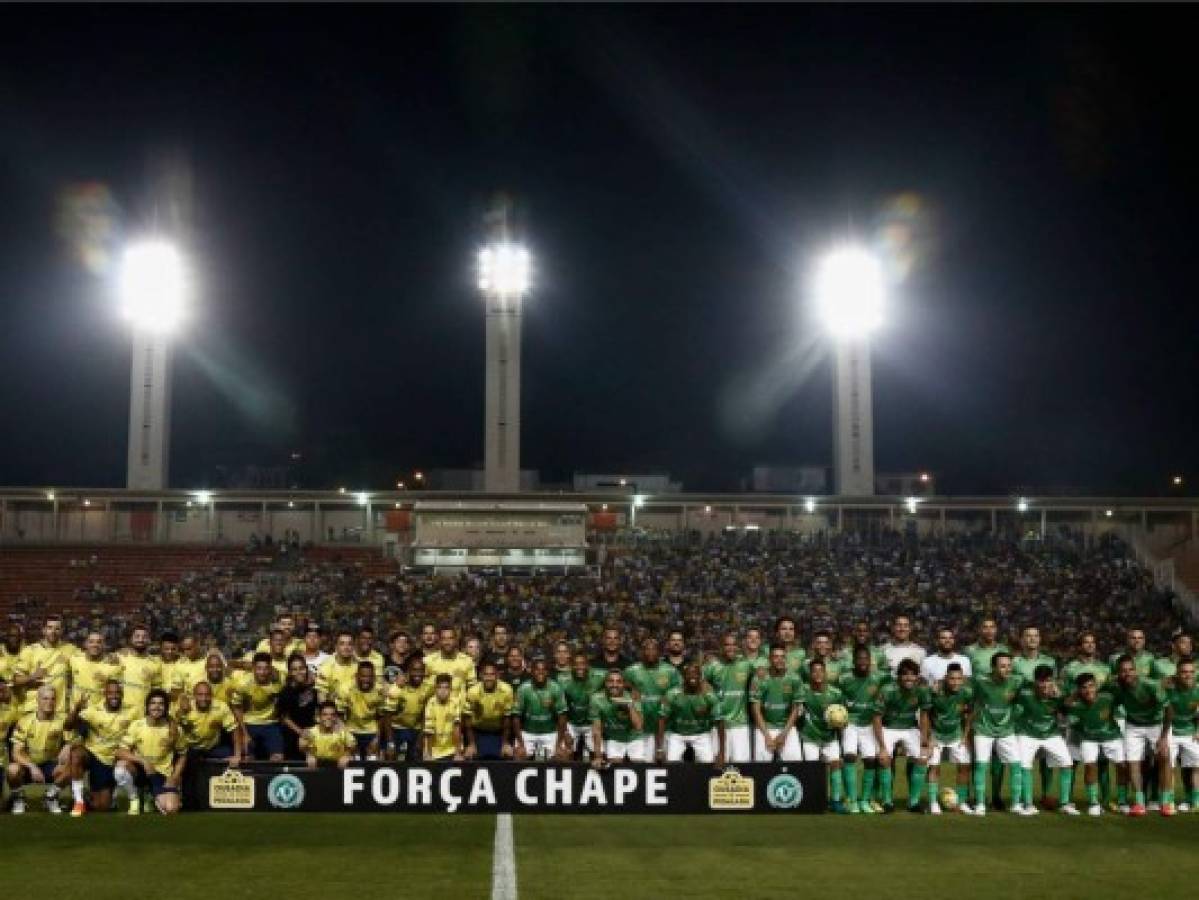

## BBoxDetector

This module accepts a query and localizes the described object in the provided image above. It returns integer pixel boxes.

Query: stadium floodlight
[45,491,56,501]
[477,243,530,298]
[813,244,886,340]
[194,490,212,505]
[1017,498,1029,513]
[1105,509,1114,518]
[356,492,369,506]
[119,239,189,334]
[1172,474,1184,487]
[905,496,919,515]
[803,497,817,514]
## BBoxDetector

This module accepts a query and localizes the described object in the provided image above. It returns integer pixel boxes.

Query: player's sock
[1134,790,1146,807]
[928,778,939,803]
[879,768,893,804]
[1009,765,1022,808]
[71,779,85,803]
[1059,768,1074,805]
[830,771,844,802]
[861,767,876,804]
[909,765,927,807]
[1117,784,1128,806]
[1021,768,1035,807]
[843,766,858,804]
[1190,786,1199,807]
[973,763,988,805]
[1085,782,1099,805]
[1162,788,1174,805]
[1098,765,1110,803]
[956,784,969,806]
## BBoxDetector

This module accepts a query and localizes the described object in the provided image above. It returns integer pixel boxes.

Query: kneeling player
[1161,659,1199,813]
[6,685,70,814]
[1014,665,1074,815]
[927,663,972,814]
[873,659,932,813]
[300,702,355,768]
[659,663,725,764]
[751,645,803,761]
[115,690,185,815]
[65,680,134,815]
[590,670,645,764]
[177,681,245,772]
[1068,673,1126,816]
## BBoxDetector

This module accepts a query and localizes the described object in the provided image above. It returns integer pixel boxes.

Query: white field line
[491,812,518,900]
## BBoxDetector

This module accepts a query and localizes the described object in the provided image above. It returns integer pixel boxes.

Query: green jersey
[970,675,1023,737]
[662,687,723,736]
[799,683,844,744]
[701,657,755,726]
[558,670,606,727]
[1014,685,1066,740]
[1108,651,1155,679]
[929,683,973,742]
[1165,684,1199,737]
[1059,658,1111,692]
[836,645,888,674]
[877,682,932,730]
[837,671,888,727]
[589,692,642,742]
[1069,692,1121,742]
[1110,678,1166,726]
[1151,656,1182,680]
[622,662,681,732]
[1011,653,1056,683]
[964,642,1010,677]
[802,656,844,684]
[513,680,567,734]
[784,647,807,676]
[751,672,803,728]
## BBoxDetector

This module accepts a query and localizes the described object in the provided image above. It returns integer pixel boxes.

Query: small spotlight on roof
[356,492,369,506]
[803,498,816,514]
[704,505,712,514]
[905,497,919,515]
[601,503,608,511]
[45,491,56,501]
[414,471,424,481]
[619,478,628,487]
[919,472,930,483]
[82,499,91,507]
[1017,498,1029,513]
[1105,509,1114,518]
[287,500,295,509]
[338,487,346,494]
[195,491,212,504]
[1172,474,1184,486]
[186,500,193,508]
[633,494,646,508]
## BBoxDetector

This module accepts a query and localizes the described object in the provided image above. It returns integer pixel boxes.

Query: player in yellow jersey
[0,623,24,701]
[354,627,385,672]
[0,677,20,770]
[176,635,209,694]
[316,631,360,701]
[300,702,355,769]
[12,614,77,713]
[66,680,134,815]
[392,657,432,761]
[115,689,184,815]
[202,650,238,706]
[423,625,478,703]
[177,680,244,768]
[118,625,163,713]
[256,614,304,657]
[336,660,396,759]
[463,661,515,760]
[236,629,290,678]
[158,632,188,699]
[6,685,71,814]
[69,632,122,710]
[232,653,285,761]
[423,674,462,760]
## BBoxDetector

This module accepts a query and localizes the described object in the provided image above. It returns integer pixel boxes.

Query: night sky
[1,5,1196,495]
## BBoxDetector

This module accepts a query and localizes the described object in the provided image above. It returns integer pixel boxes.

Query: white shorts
[1018,735,1072,769]
[800,738,842,763]
[603,738,649,763]
[567,723,595,753]
[716,724,752,763]
[666,732,715,763]
[753,727,801,761]
[883,728,924,759]
[1080,739,1125,764]
[521,731,558,757]
[1167,734,1199,767]
[842,723,878,759]
[973,734,1019,765]
[1123,724,1162,763]
[628,734,657,761]
[930,736,971,765]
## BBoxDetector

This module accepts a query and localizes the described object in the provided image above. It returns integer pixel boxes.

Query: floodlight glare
[356,492,369,506]
[814,244,885,339]
[1017,498,1029,513]
[194,490,212,505]
[803,498,816,514]
[905,497,919,515]
[478,243,530,297]
[119,239,189,333]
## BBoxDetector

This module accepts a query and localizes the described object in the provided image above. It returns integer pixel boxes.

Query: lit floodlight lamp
[633,494,646,508]
[803,498,816,514]
[905,497,919,515]
[119,239,189,333]
[194,491,212,505]
[813,244,885,339]
[1105,509,1114,518]
[46,491,56,501]
[356,492,369,506]
[477,243,530,297]
[1017,498,1029,513]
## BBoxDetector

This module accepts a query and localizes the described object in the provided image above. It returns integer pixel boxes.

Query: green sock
[1190,787,1199,807]
[831,770,844,801]
[973,763,988,805]
[1117,784,1128,805]
[928,778,940,802]
[1059,768,1074,805]
[1162,789,1174,805]
[1009,765,1023,807]
[956,784,969,806]
[1021,768,1035,807]
[843,765,859,803]
[1134,790,1145,806]
[909,765,927,808]
[1086,782,1099,805]
[1098,765,1110,802]
[880,768,893,804]
[862,767,876,804]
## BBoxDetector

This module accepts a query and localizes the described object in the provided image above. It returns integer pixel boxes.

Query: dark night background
[0,4,1195,495]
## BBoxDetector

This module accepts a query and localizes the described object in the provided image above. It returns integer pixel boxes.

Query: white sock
[71,779,85,802]
[113,765,134,797]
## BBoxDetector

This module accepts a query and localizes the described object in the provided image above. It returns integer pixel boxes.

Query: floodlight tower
[477,196,530,494]
[122,157,192,490]
[813,244,886,497]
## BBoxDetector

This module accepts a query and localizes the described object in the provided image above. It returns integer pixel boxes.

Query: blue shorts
[22,761,59,785]
[87,755,116,791]
[246,723,284,758]
[475,732,504,760]
[394,728,422,761]
[353,732,376,758]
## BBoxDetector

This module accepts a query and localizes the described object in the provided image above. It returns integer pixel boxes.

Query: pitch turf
[1,811,1198,899]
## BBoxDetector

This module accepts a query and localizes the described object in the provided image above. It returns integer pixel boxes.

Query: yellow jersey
[175,657,209,694]
[256,636,304,657]
[159,659,189,695]
[231,673,283,725]
[121,717,183,771]
[463,681,515,733]
[15,641,78,712]
[336,683,397,734]
[79,705,136,765]
[315,656,358,701]
[242,651,289,679]
[118,654,163,714]
[423,696,460,759]
[356,650,386,673]
[392,680,434,730]
[0,644,20,684]
[304,725,355,762]
[423,652,477,702]
[12,713,71,764]
[69,654,122,709]
[197,674,238,707]
[178,700,239,751]
[0,699,19,764]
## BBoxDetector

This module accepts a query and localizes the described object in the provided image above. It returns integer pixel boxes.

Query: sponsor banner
[192,762,827,814]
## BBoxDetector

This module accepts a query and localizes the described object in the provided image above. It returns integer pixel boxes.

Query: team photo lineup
[2,533,1196,820]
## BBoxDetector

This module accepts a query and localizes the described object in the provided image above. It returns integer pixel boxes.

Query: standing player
[118,624,163,716]
[513,658,568,761]
[838,646,887,814]
[158,632,187,698]
[256,614,303,656]
[967,651,1023,816]
[882,616,926,678]
[660,663,725,765]
[1110,654,1167,816]
[463,661,515,760]
[423,626,477,704]
[625,638,683,762]
[964,618,1009,680]
[1013,665,1075,815]
[115,689,184,815]
[392,657,432,761]
[301,702,355,769]
[806,632,843,682]
[559,651,605,758]
[926,662,973,815]
[920,627,972,685]
[422,673,462,761]
[594,625,633,672]
[1152,632,1194,681]
[232,652,285,761]
[1109,628,1155,677]
[798,659,848,811]
[1059,631,1113,808]
[354,628,385,672]
[664,630,688,671]
[203,650,237,707]
[551,641,573,681]
[336,660,395,760]
[750,645,803,762]
[742,627,770,672]
[702,633,753,762]
[1067,672,1125,816]
[302,623,331,679]
[69,632,121,712]
[589,670,645,764]
[66,680,135,816]
[773,616,806,675]
[316,631,360,702]
[836,620,888,674]
[6,685,70,814]
[176,635,209,695]
[1160,658,1199,812]
[12,615,77,713]
[1011,627,1056,800]
[502,646,529,692]
[873,658,932,813]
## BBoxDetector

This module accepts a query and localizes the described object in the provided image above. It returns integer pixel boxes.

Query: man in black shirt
[277,653,319,760]
[665,629,688,671]
[483,622,512,669]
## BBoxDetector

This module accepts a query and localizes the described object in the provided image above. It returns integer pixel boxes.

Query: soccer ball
[939,787,960,811]
[824,704,849,729]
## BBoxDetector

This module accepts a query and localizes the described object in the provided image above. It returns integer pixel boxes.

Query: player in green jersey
[560,651,605,759]
[589,670,645,765]
[1160,658,1199,813]
[799,658,849,811]
[838,646,887,814]
[774,616,807,676]
[742,627,770,674]
[835,620,888,674]
[873,658,931,813]
[1150,632,1192,680]
[967,651,1024,816]
[927,662,972,814]
[702,632,755,762]
[1066,671,1126,816]
[1108,628,1156,678]
[1059,632,1113,807]
[963,618,1010,682]
[659,663,725,764]
[805,632,843,683]
[1014,665,1075,815]
[1011,626,1056,804]
[750,645,803,761]
[513,658,568,761]
[624,637,682,762]
[1111,654,1167,816]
